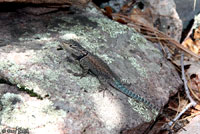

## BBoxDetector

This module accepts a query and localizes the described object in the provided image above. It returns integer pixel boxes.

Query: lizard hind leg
[98,76,114,97]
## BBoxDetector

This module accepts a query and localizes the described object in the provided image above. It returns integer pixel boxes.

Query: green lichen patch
[130,33,161,56]
[0,93,66,129]
[19,33,52,42]
[128,98,157,122]
[0,45,67,97]
[97,54,115,64]
[128,57,147,78]
[131,33,147,45]
[58,22,107,54]
[60,34,115,65]
[71,75,100,93]
[89,17,132,38]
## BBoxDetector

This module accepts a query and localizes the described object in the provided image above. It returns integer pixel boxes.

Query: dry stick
[168,53,197,126]
[193,0,197,11]
[181,53,197,105]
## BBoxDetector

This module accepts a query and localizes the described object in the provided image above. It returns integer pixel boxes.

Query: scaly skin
[61,39,159,112]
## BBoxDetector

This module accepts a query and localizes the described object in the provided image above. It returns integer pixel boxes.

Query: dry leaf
[182,26,200,55]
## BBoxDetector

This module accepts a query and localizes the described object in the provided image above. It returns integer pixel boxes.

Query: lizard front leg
[97,76,114,96]
[75,58,89,78]
[66,58,89,78]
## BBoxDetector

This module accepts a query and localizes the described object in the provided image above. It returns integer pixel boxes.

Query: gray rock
[177,115,200,134]
[0,3,182,134]
[143,0,183,41]
[175,0,200,29]
[100,0,183,41]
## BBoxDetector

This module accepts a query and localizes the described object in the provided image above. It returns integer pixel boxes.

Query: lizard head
[62,39,88,60]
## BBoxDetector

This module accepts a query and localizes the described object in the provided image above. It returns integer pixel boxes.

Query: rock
[177,115,200,134]
[143,0,183,41]
[0,0,89,5]
[174,0,200,29]
[0,3,182,134]
[100,0,127,12]
[100,0,183,41]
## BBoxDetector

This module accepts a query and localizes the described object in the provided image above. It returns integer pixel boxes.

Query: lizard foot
[66,69,86,78]
[98,85,114,97]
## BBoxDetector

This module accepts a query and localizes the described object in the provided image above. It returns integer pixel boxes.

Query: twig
[168,53,197,126]
[193,0,196,11]
[181,53,196,105]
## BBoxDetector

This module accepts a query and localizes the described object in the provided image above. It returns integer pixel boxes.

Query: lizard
[61,39,160,113]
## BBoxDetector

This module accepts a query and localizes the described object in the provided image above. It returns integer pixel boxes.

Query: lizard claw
[99,85,113,97]
[73,73,87,79]
[66,69,85,78]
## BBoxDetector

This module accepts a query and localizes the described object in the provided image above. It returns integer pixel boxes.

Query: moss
[17,84,42,100]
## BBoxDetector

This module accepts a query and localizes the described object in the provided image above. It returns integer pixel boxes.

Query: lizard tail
[112,80,159,111]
